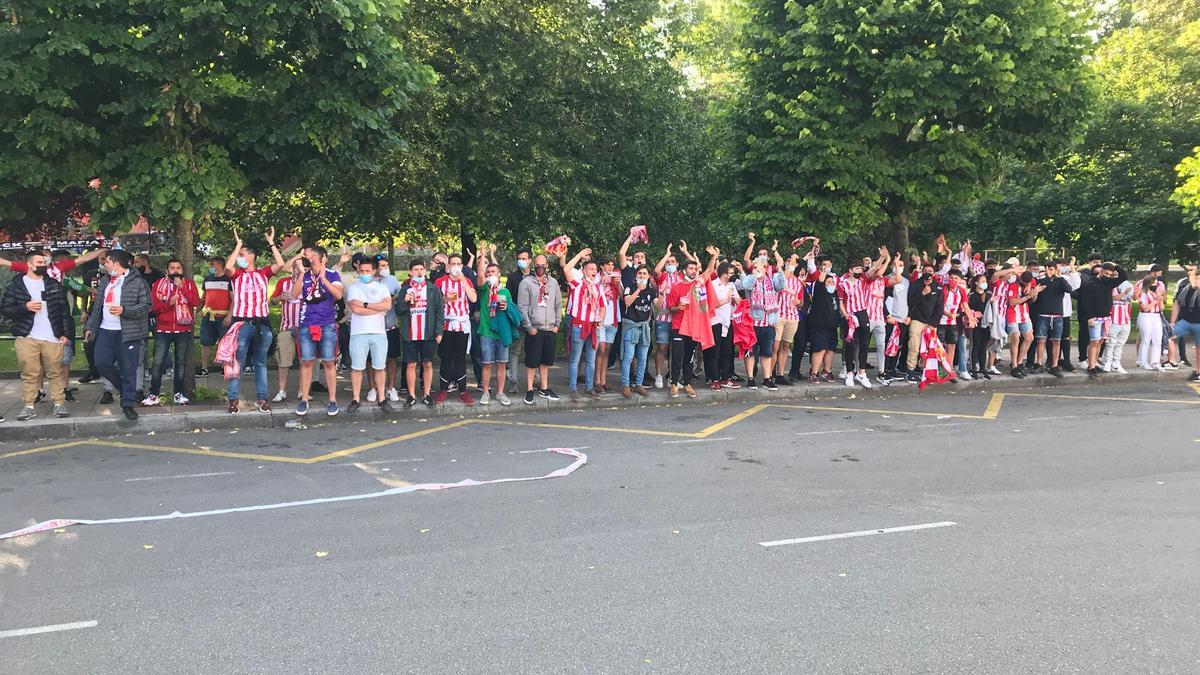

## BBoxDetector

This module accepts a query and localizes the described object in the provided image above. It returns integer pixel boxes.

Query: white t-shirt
[100,272,126,331]
[346,280,390,335]
[889,275,910,320]
[711,279,737,327]
[22,277,57,342]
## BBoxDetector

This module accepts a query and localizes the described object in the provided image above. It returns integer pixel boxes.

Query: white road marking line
[795,428,862,436]
[124,471,236,483]
[519,446,590,454]
[332,458,424,466]
[0,621,98,639]
[759,521,958,548]
[1025,415,1078,422]
[662,437,734,445]
[916,422,976,429]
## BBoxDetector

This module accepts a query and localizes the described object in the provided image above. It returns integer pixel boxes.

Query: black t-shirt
[1032,276,1071,316]
[622,284,655,323]
[620,264,638,290]
[807,285,840,330]
[1176,282,1200,323]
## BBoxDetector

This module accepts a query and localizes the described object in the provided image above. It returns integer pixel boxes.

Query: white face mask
[449,265,462,277]
[379,268,392,277]
[486,275,500,287]
[636,277,648,287]
[1007,274,1017,283]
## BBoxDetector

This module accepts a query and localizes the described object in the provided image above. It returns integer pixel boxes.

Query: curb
[0,369,1191,445]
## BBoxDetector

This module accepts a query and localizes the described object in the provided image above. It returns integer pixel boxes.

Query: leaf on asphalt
[315,551,328,558]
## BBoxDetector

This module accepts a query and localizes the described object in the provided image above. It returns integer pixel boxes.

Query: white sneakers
[143,393,192,405]
[844,373,855,387]
[367,388,377,402]
[480,392,491,405]
[987,366,1002,375]
[958,371,973,380]
[497,392,511,406]
[654,375,664,389]
[173,392,190,405]
[386,387,401,402]
[855,372,873,389]
[272,391,287,403]
[140,394,160,406]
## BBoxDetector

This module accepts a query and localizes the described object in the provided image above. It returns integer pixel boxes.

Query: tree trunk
[177,213,197,398]
[889,204,911,253]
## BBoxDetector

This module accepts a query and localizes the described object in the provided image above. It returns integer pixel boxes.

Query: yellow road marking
[768,403,986,420]
[1190,383,1200,397]
[100,440,314,465]
[306,420,474,463]
[694,403,771,437]
[1004,392,1200,405]
[0,439,89,461]
[980,393,1005,420]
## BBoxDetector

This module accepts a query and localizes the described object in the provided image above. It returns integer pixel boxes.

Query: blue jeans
[150,331,193,396]
[228,321,272,402]
[95,329,141,407]
[620,322,651,387]
[568,325,597,392]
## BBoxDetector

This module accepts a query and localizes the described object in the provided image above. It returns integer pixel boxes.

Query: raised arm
[618,234,633,269]
[654,243,673,275]
[743,233,757,270]
[265,227,285,274]
[225,229,243,273]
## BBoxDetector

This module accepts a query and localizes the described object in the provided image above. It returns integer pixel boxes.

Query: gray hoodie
[517,274,562,331]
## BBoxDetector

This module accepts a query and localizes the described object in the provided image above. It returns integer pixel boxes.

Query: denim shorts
[753,325,776,358]
[198,316,228,346]
[299,323,338,362]
[1088,319,1108,341]
[479,335,509,364]
[1006,320,1032,335]
[1034,315,1063,340]
[348,333,387,370]
[655,320,671,344]
[600,324,618,344]
[1174,319,1200,343]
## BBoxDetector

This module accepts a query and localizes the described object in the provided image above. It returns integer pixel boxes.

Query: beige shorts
[774,319,799,345]
[276,328,297,367]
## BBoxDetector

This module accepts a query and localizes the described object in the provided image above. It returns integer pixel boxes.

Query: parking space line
[759,521,958,548]
[0,620,98,639]
[1005,392,1200,405]
[662,437,734,444]
[125,471,237,482]
[0,439,89,461]
[473,419,695,438]
[306,420,474,463]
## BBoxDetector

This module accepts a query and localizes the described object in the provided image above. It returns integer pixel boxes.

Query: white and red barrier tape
[0,447,587,541]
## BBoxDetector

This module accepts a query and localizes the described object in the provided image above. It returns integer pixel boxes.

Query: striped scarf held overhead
[918,326,956,390]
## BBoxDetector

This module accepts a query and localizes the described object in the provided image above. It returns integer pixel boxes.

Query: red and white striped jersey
[1004,282,1029,324]
[271,277,302,330]
[1110,287,1131,325]
[435,275,473,332]
[656,271,682,323]
[229,267,272,319]
[864,277,887,323]
[941,285,966,325]
[407,281,429,338]
[1138,291,1162,314]
[838,273,870,314]
[568,275,604,324]
[777,275,805,322]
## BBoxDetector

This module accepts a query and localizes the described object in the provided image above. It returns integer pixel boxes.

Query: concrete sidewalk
[0,344,1191,443]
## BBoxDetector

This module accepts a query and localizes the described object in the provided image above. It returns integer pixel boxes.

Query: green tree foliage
[0,0,434,269]
[735,0,1096,249]
[1176,148,1200,217]
[940,0,1200,263]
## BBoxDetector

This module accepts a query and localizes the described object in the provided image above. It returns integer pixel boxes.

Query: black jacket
[1031,276,1072,316]
[907,275,945,325]
[806,284,840,330]
[2,273,73,339]
[1075,266,1127,321]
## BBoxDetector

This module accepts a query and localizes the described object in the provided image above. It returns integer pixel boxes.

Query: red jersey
[435,275,473,332]
[229,267,273,319]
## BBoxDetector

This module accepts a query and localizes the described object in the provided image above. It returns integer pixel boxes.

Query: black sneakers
[539,388,561,401]
[524,390,536,405]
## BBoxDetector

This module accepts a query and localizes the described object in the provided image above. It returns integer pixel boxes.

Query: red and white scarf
[885,322,902,357]
[918,326,956,390]
[152,277,194,327]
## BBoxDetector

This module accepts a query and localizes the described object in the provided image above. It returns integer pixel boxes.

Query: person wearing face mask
[771,251,805,386]
[1076,261,1128,377]
[939,269,971,381]
[652,243,684,389]
[705,262,741,390]
[1102,272,1135,373]
[560,246,605,400]
[197,256,231,377]
[904,269,944,382]
[666,253,719,398]
[742,232,776,277]
[343,257,395,413]
[838,254,887,389]
[394,259,444,408]
[432,252,478,404]
[504,247,534,389]
[133,254,164,286]
[290,244,344,415]
[1030,258,1079,377]
[83,249,152,421]
[362,254,404,404]
[143,258,201,406]
[740,258,784,390]
[966,273,992,379]
[517,254,563,403]
[475,251,523,405]
[3,250,75,420]
[805,266,840,383]
[225,227,286,414]
[881,255,911,382]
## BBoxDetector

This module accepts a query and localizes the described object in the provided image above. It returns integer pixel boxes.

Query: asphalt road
[2,380,1199,673]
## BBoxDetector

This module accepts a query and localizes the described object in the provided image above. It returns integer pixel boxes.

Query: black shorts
[386,327,402,359]
[808,327,836,352]
[937,325,958,345]
[524,330,557,368]
[403,339,436,363]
